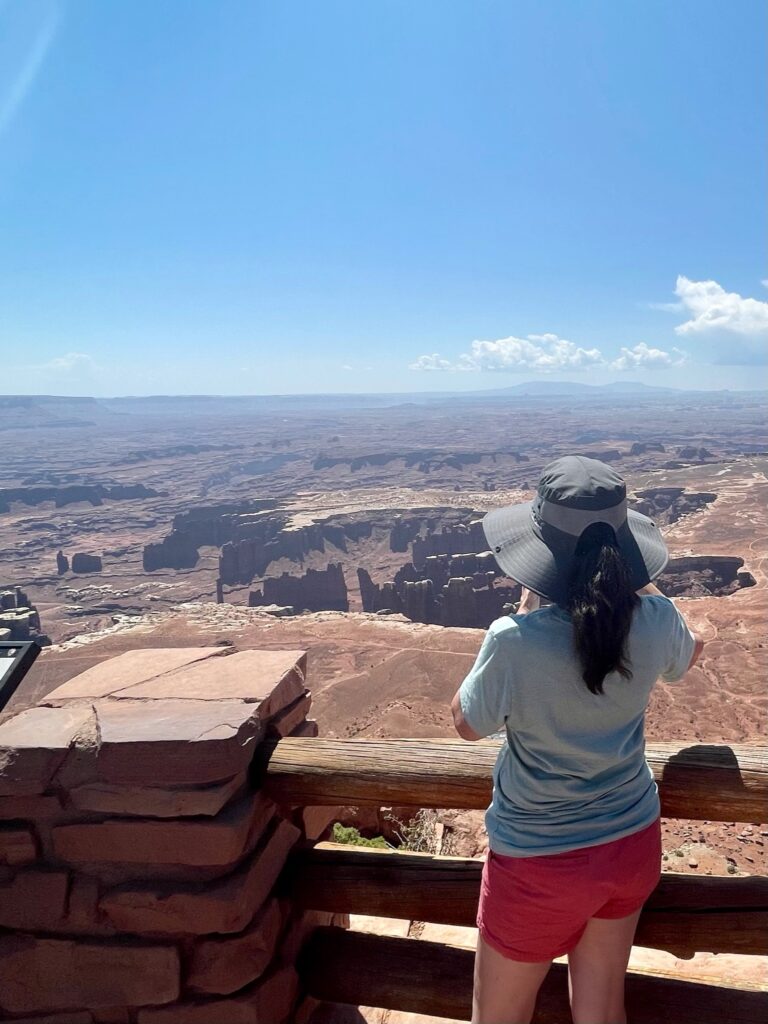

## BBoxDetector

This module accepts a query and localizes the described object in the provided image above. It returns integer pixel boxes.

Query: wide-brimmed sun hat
[483,455,669,606]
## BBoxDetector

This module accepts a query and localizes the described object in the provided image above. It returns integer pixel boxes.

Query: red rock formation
[71,553,103,573]
[250,564,349,613]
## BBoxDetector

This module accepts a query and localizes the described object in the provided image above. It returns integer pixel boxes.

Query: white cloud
[646,301,684,312]
[35,352,95,373]
[674,276,768,337]
[762,279,768,289]
[611,343,686,371]
[408,353,457,372]
[410,334,604,374]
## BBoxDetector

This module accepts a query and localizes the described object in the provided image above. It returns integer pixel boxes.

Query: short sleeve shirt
[458,595,696,856]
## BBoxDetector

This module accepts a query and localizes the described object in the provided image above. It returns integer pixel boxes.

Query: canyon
[1,387,766,893]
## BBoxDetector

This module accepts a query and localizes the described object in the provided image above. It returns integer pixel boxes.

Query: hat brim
[483,502,669,605]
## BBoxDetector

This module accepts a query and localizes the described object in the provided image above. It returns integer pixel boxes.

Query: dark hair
[566,522,639,695]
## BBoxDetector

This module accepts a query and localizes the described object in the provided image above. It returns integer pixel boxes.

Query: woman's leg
[472,933,552,1024]
[566,909,642,1024]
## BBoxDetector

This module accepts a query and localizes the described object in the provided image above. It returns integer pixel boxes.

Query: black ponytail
[566,522,639,695]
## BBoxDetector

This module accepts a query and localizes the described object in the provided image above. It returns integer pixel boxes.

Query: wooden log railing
[286,842,768,956]
[260,737,768,822]
[262,736,768,1022]
[301,928,768,1024]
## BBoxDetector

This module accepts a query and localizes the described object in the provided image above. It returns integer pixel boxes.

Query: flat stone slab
[68,772,246,818]
[187,897,283,995]
[0,706,95,796]
[0,824,37,865]
[53,791,275,870]
[93,699,266,786]
[0,793,63,819]
[101,818,299,935]
[43,648,227,703]
[0,935,179,1014]
[136,965,298,1024]
[268,692,312,737]
[106,649,307,712]
[0,871,69,931]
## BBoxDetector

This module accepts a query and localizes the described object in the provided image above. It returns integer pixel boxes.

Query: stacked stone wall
[0,646,343,1023]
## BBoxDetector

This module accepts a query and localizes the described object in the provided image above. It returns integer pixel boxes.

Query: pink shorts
[477,817,662,962]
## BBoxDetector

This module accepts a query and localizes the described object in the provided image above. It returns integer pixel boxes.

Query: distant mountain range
[0,382,763,427]
[478,381,679,397]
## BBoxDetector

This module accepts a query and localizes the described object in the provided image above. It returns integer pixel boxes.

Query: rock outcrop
[659,555,756,597]
[359,557,520,628]
[71,553,103,574]
[143,534,200,572]
[56,551,69,575]
[631,488,717,526]
[630,442,666,455]
[249,564,348,613]
[0,483,159,512]
[0,586,47,644]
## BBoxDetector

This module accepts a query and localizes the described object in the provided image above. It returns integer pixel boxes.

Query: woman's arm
[451,690,483,741]
[637,582,705,671]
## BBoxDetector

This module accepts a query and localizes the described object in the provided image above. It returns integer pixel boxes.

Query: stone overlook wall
[0,646,343,1022]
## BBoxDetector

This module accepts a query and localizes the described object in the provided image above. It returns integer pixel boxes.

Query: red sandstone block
[293,996,321,1024]
[9,1014,94,1024]
[136,965,298,1024]
[92,1010,131,1023]
[0,792,63,819]
[0,705,94,795]
[187,897,283,995]
[0,935,180,1014]
[68,772,247,818]
[0,823,37,864]
[294,805,338,841]
[291,718,319,738]
[53,791,273,870]
[43,648,228,703]
[66,875,101,931]
[115,650,307,711]
[101,818,300,935]
[92,698,266,786]
[0,870,68,930]
[267,691,312,737]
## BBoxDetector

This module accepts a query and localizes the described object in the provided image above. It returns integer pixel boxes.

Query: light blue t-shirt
[458,595,696,857]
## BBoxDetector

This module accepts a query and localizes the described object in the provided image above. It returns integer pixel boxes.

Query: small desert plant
[385,808,441,854]
[331,823,389,849]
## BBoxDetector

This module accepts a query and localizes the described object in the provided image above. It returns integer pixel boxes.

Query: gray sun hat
[483,455,669,606]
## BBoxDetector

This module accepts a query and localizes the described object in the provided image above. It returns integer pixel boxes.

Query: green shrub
[332,823,389,849]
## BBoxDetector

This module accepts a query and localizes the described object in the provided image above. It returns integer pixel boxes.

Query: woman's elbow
[451,693,482,741]
[689,636,705,670]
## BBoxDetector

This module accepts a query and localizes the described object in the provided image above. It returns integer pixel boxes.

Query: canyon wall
[250,564,349,613]
[630,488,717,526]
[0,483,160,512]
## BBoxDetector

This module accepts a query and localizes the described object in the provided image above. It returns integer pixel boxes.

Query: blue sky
[1,0,766,396]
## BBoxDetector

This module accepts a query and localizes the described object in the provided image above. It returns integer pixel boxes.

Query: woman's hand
[517,587,541,615]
